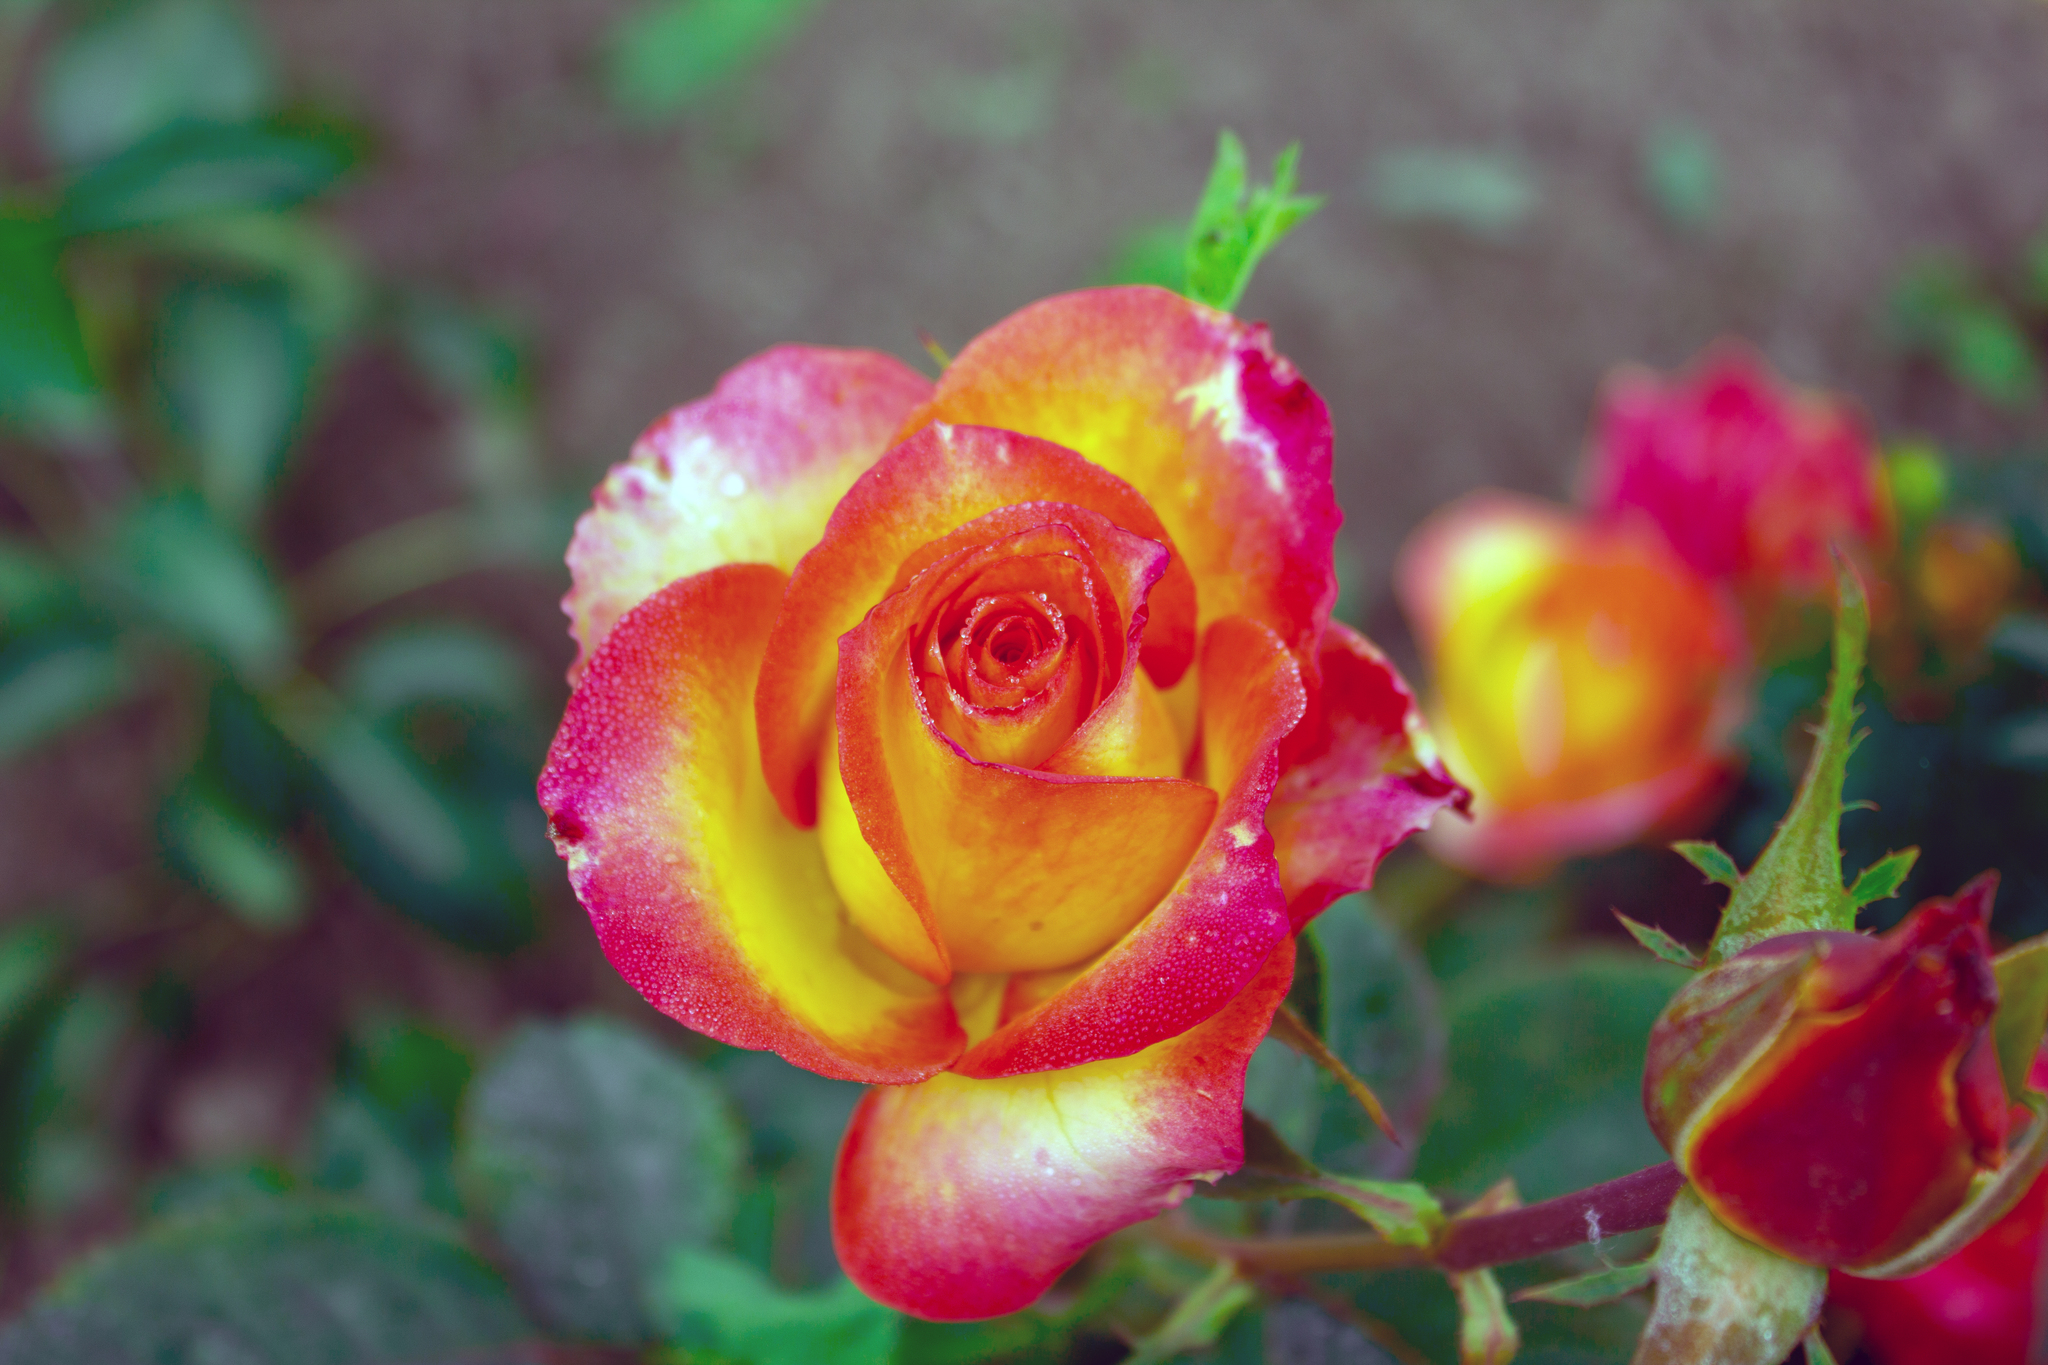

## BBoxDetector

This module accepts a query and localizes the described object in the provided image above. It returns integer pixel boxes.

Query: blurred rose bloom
[1397,493,1747,880]
[540,287,1465,1319]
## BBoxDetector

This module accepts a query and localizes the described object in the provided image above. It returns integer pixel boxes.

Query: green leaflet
[1123,1260,1255,1365]
[1181,130,1323,313]
[1207,1111,1443,1247]
[1513,1260,1655,1309]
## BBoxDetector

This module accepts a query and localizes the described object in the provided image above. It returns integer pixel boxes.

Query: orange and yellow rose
[537,287,1465,1319]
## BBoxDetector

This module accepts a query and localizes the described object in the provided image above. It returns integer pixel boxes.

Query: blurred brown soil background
[4,0,2048,1307]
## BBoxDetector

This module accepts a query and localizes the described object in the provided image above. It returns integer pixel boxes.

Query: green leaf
[1512,1260,1655,1308]
[1308,895,1447,1170]
[460,1017,746,1343]
[1614,913,1701,970]
[0,205,102,435]
[0,640,132,761]
[1672,841,1742,890]
[60,120,354,235]
[1845,847,1919,911]
[1124,1260,1255,1365]
[649,1248,899,1364]
[1709,568,1869,964]
[154,279,313,525]
[158,780,306,929]
[1415,952,1685,1203]
[34,0,273,167]
[1450,1265,1519,1365]
[105,496,293,684]
[341,624,535,721]
[0,922,66,1043]
[0,1200,538,1364]
[1092,217,1185,291]
[309,1018,472,1218]
[1804,1327,1843,1365]
[1887,257,2042,409]
[1367,148,1536,239]
[1641,121,1719,229]
[1208,1111,1444,1247]
[1182,130,1323,312]
[141,210,369,346]
[1993,936,2048,1102]
[602,0,823,118]
[1636,1186,1825,1365]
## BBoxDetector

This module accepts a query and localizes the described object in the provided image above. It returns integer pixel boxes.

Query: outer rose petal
[950,615,1305,1078]
[904,286,1339,656]
[539,564,963,1083]
[758,422,1198,825]
[562,345,932,681]
[1267,623,1471,927]
[834,937,1295,1320]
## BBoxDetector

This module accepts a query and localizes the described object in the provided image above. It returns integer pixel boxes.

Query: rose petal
[836,516,1215,976]
[539,563,963,1083]
[1267,623,1471,926]
[757,422,1197,825]
[951,615,1305,1078]
[562,345,932,682]
[904,285,1339,656]
[833,936,1295,1320]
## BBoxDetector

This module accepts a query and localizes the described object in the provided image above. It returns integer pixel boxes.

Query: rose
[538,287,1466,1319]
[1586,342,1890,611]
[1396,492,1748,880]
[1827,1046,2048,1365]
[1641,874,2008,1268]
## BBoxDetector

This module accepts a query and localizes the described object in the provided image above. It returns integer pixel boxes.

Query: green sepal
[1206,1111,1444,1247]
[1614,913,1702,969]
[1672,841,1742,890]
[1851,1092,2048,1278]
[1845,848,1919,912]
[1993,936,2048,1102]
[1181,130,1323,313]
[1512,1260,1655,1309]
[1708,567,1869,964]
[1803,1328,1842,1365]
[1633,1185,1825,1365]
[1450,1266,1520,1365]
[1123,1260,1256,1365]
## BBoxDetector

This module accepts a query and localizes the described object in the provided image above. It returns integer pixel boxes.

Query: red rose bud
[1643,874,2008,1268]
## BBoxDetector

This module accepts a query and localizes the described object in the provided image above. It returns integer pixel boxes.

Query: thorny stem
[1154,1161,1684,1276]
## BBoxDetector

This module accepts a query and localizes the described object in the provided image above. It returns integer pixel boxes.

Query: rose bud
[1827,1046,2048,1365]
[1643,874,2008,1268]
[1395,492,1749,881]
[1585,343,1890,609]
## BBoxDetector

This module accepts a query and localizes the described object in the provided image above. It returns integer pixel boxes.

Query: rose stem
[1154,1161,1684,1275]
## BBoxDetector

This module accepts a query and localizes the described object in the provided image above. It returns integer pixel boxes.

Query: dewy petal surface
[835,515,1213,976]
[833,937,1295,1320]
[904,285,1340,657]
[951,615,1305,1078]
[757,422,1197,825]
[562,345,932,681]
[539,563,963,1083]
[1267,623,1471,926]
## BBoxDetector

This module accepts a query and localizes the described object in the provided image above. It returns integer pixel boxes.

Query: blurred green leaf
[11,983,129,1215]
[342,625,535,721]
[706,1049,863,1286]
[1415,952,1685,1202]
[0,923,66,1042]
[1514,1260,1655,1309]
[1640,121,1718,229]
[0,537,73,628]
[158,779,306,929]
[1368,147,1536,239]
[106,496,292,684]
[1093,218,1184,291]
[140,210,367,345]
[1183,130,1322,312]
[1308,895,1445,1175]
[0,205,104,433]
[649,1248,899,1365]
[1888,256,2041,408]
[34,0,273,167]
[145,1160,294,1219]
[0,639,132,761]
[59,120,354,236]
[0,1200,539,1364]
[153,279,312,523]
[1125,1260,1253,1365]
[460,1017,746,1343]
[602,0,823,118]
